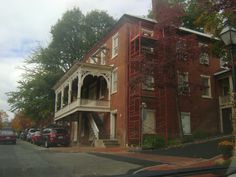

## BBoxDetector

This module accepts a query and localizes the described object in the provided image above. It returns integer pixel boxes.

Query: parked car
[0,129,16,144]
[26,128,37,142]
[19,128,29,140]
[41,127,70,148]
[31,130,42,145]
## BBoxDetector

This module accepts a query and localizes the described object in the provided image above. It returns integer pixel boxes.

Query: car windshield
[0,1,236,177]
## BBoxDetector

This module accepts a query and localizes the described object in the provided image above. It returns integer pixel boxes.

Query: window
[178,71,190,95]
[112,69,118,93]
[112,33,119,58]
[199,43,209,65]
[176,40,187,61]
[143,109,156,134]
[201,75,212,98]
[199,52,209,65]
[142,75,154,90]
[181,112,191,135]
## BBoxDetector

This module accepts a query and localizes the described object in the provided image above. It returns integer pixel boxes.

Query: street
[0,140,157,177]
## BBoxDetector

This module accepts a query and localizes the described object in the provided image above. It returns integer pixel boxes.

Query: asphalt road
[0,140,155,177]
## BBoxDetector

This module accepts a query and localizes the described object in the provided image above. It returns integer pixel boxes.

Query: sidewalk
[48,145,223,172]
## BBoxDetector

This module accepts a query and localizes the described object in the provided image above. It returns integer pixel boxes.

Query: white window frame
[112,68,118,93]
[178,71,190,95]
[112,33,119,59]
[181,112,191,135]
[201,75,212,98]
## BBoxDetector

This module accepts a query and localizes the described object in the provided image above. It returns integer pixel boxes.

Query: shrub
[168,138,181,146]
[218,140,234,159]
[192,130,209,140]
[143,134,165,149]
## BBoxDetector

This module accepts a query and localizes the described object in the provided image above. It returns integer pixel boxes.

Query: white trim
[111,68,118,94]
[179,27,219,40]
[112,33,119,59]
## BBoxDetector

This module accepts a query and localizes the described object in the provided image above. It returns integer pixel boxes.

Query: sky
[0,0,151,120]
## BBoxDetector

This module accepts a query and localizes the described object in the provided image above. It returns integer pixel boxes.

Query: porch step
[94,139,120,148]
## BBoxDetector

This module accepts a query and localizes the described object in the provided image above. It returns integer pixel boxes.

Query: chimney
[152,0,158,20]
[152,0,166,20]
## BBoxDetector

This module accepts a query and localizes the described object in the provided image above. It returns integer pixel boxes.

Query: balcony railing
[55,98,110,119]
[219,95,233,107]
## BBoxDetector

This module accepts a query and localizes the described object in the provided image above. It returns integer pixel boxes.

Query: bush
[218,140,234,159]
[143,134,165,149]
[168,138,181,146]
[192,130,209,140]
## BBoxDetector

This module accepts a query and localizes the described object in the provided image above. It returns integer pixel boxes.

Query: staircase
[88,113,99,141]
[94,139,120,148]
[88,113,120,147]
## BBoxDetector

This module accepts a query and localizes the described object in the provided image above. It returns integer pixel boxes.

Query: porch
[53,63,118,147]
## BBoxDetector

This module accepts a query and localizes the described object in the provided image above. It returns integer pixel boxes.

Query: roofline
[179,27,220,40]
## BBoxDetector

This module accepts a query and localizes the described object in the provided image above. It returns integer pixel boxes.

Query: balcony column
[61,87,64,109]
[77,71,82,104]
[68,80,72,104]
[108,74,111,106]
[55,91,58,112]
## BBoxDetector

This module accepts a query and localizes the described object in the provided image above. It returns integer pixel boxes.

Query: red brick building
[53,12,225,147]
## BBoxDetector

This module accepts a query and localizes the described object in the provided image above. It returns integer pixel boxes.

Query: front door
[222,108,233,134]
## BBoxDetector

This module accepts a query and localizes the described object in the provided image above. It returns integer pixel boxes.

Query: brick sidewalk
[48,145,221,172]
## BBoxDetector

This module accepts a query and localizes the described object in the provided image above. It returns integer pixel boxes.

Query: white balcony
[219,95,233,107]
[55,98,110,121]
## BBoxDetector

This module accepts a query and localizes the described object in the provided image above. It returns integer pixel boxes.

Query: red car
[31,130,42,145]
[41,127,70,148]
[0,129,16,144]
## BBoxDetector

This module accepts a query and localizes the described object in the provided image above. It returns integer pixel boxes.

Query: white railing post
[68,80,72,104]
[88,114,99,140]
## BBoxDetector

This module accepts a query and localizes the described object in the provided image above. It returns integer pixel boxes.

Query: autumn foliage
[11,113,35,132]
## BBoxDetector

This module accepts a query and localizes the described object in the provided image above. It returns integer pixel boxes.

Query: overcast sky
[0,0,151,120]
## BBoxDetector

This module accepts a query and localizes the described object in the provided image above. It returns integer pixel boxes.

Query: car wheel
[13,141,16,145]
[44,140,50,148]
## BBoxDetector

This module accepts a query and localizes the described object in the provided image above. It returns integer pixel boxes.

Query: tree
[7,8,116,123]
[11,113,35,132]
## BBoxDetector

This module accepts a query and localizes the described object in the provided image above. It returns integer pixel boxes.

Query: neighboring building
[215,69,234,135]
[52,14,223,147]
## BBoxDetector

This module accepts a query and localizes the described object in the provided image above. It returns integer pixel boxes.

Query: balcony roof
[52,62,113,90]
[214,69,231,76]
